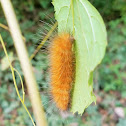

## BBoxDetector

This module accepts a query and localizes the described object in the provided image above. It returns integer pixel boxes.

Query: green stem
[0,0,47,125]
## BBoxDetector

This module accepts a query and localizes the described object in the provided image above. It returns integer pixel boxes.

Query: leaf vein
[76,0,89,52]
[80,0,96,43]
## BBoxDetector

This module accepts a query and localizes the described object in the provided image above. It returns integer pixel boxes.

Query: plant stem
[0,0,47,125]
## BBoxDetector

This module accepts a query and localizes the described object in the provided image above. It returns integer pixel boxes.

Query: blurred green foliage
[0,0,126,126]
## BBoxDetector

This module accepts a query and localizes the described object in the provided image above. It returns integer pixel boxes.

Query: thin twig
[0,0,47,125]
[30,21,58,60]
[0,23,26,41]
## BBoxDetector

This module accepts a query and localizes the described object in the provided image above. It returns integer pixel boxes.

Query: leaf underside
[52,0,107,114]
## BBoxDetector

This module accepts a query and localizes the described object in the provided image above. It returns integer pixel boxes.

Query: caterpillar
[49,33,74,110]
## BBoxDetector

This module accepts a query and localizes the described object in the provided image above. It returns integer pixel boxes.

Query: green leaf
[52,0,107,114]
[1,52,15,71]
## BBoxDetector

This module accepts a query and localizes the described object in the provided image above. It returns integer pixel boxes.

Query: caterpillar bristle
[49,33,74,110]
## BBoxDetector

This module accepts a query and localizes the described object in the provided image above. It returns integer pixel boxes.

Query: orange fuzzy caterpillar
[49,33,74,110]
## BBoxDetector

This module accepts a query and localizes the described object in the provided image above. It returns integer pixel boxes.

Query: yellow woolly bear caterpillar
[33,17,75,114]
[49,33,74,110]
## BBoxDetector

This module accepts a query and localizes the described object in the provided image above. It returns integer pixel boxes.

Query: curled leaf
[52,0,107,114]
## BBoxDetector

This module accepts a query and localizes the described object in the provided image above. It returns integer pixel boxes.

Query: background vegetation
[0,0,126,125]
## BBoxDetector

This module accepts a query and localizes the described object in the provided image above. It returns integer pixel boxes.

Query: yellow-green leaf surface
[1,52,15,71]
[52,0,107,114]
